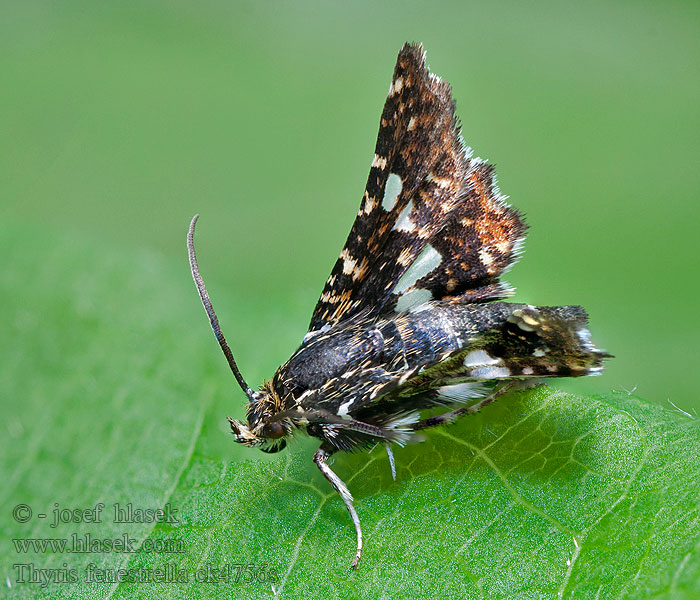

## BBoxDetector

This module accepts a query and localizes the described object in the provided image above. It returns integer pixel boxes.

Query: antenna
[187,214,256,403]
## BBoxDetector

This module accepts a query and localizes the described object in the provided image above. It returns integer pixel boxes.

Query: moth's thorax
[277,320,386,392]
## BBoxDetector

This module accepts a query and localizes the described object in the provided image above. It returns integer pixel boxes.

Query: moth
[187,43,609,569]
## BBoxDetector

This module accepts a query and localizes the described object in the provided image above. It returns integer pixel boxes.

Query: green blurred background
[3,0,699,411]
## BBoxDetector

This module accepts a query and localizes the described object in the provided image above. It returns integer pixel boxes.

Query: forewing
[308,43,469,333]
[309,43,527,333]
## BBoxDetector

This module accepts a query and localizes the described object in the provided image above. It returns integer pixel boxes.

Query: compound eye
[263,421,285,439]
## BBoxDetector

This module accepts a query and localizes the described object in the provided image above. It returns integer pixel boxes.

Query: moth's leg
[385,442,396,480]
[295,406,407,444]
[313,445,363,569]
[412,380,519,431]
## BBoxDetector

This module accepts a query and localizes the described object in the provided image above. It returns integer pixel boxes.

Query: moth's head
[188,216,292,455]
[227,386,290,454]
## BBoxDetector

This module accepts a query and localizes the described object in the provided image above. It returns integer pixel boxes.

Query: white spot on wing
[371,154,387,169]
[382,173,403,210]
[340,249,356,275]
[390,76,404,95]
[479,248,495,268]
[430,174,452,188]
[508,309,539,332]
[393,201,415,233]
[463,349,502,367]
[394,288,433,313]
[470,366,511,379]
[394,245,441,294]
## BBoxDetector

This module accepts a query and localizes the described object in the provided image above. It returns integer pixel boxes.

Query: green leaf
[109,390,700,600]
[2,222,699,599]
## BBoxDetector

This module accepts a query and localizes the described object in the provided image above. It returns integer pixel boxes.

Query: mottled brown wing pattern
[308,43,469,333]
[387,161,527,311]
[308,42,526,333]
